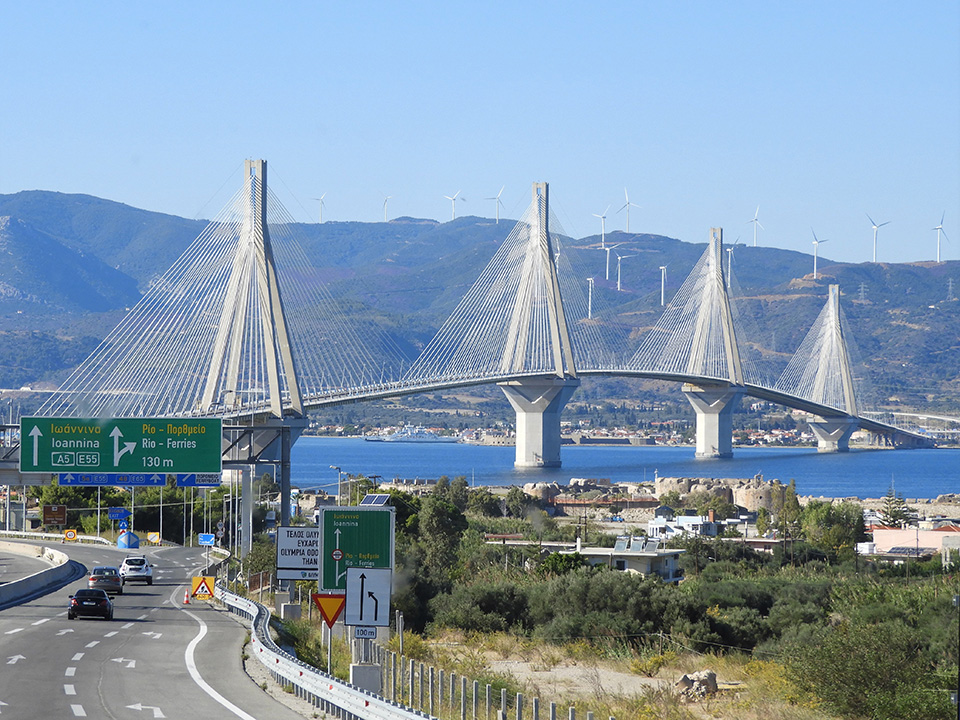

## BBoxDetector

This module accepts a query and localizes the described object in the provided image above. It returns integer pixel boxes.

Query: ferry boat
[364,426,460,443]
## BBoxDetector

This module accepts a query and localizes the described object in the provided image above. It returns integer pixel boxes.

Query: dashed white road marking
[121,622,135,629]
[104,631,118,637]
[32,618,50,626]
[64,684,76,695]
[71,653,84,661]
[65,667,76,677]
[71,704,86,716]
[4,628,23,634]
[85,641,99,648]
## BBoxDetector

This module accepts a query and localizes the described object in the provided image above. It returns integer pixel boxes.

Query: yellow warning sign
[312,593,346,628]
[191,576,215,600]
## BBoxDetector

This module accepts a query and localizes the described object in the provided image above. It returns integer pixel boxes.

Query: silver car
[88,566,123,595]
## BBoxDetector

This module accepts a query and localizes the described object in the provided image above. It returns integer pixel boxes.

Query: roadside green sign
[20,417,222,474]
[318,507,394,592]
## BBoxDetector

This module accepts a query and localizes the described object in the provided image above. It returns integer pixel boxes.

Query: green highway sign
[318,506,395,593]
[20,417,222,474]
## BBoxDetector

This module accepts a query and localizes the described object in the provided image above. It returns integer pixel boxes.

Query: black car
[68,589,114,620]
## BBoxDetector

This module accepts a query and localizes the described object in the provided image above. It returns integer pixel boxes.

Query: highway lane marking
[104,631,118,637]
[4,628,23,634]
[121,622,135,629]
[72,653,84,661]
[65,667,76,677]
[172,587,257,720]
[32,618,50,626]
[71,704,86,716]
[64,684,76,695]
[137,614,148,620]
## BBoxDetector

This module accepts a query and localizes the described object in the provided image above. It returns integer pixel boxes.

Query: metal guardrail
[215,584,433,720]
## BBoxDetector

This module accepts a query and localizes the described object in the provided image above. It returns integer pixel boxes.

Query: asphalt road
[0,549,50,585]
[0,543,306,719]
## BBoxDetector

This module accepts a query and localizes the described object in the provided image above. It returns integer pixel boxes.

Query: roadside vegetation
[243,477,958,720]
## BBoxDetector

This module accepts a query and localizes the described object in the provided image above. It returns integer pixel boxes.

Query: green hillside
[0,191,956,415]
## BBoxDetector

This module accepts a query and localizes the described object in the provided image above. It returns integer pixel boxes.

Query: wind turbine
[592,206,611,249]
[444,191,463,221]
[659,265,668,306]
[811,229,829,280]
[866,213,890,263]
[382,195,392,222]
[486,186,504,224]
[748,206,764,247]
[604,243,621,281]
[933,212,949,263]
[618,188,640,233]
[586,277,594,319]
[616,253,634,292]
[313,193,326,223]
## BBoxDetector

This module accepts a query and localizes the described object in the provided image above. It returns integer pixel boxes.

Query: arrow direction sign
[6,655,24,665]
[20,417,221,474]
[29,425,41,467]
[344,567,391,627]
[111,657,136,669]
[141,631,162,640]
[108,507,131,520]
[111,427,137,466]
[317,507,394,593]
[126,704,166,718]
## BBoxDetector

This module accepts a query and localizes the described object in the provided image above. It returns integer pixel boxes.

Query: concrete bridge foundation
[683,383,743,459]
[500,377,580,467]
[808,416,858,452]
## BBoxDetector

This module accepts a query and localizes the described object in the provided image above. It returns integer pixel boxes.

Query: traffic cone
[183,589,190,604]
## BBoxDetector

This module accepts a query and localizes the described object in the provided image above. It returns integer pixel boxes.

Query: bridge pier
[807,416,858,452]
[683,383,742,459]
[500,377,579,468]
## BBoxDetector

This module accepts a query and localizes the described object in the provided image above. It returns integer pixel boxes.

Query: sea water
[291,438,959,500]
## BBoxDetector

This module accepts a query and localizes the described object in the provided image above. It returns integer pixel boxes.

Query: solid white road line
[170,586,258,720]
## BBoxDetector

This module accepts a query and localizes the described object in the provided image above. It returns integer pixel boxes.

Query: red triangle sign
[312,593,346,628]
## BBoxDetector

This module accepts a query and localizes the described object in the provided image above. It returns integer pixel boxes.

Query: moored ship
[364,426,460,443]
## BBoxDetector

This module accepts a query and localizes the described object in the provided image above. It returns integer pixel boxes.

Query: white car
[119,556,153,585]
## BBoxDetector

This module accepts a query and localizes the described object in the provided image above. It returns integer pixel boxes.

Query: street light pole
[330,465,342,506]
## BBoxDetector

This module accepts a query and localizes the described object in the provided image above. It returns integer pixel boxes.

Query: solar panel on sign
[360,494,390,506]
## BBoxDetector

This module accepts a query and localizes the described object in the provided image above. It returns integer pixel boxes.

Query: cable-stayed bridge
[33,161,930,473]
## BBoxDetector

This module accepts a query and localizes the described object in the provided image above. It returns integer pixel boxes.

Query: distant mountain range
[0,190,956,414]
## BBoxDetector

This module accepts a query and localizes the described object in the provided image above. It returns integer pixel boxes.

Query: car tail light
[71,599,79,606]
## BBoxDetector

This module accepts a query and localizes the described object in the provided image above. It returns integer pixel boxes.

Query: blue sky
[2,2,958,265]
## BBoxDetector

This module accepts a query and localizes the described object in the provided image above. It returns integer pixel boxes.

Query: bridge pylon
[200,159,304,420]
[795,284,860,452]
[498,182,579,467]
[681,228,744,458]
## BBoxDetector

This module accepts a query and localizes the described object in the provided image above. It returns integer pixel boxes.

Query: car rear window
[125,558,145,567]
[75,589,106,598]
[93,567,119,575]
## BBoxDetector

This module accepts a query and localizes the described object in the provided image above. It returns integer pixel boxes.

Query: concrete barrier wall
[0,541,78,607]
